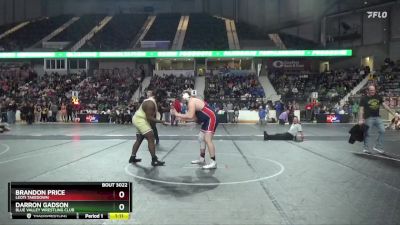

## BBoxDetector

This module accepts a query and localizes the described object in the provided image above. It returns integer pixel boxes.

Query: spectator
[41,104,48,122]
[0,101,7,122]
[279,109,289,125]
[258,106,266,125]
[7,100,17,124]
[34,104,41,123]
[66,102,73,122]
[60,103,67,122]
[26,103,34,125]
[50,102,58,122]
[226,101,234,122]
[234,106,239,123]
[387,113,400,130]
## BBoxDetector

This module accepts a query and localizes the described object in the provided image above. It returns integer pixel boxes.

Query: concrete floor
[0,123,399,225]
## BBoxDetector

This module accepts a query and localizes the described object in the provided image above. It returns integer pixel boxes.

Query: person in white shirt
[263,116,304,141]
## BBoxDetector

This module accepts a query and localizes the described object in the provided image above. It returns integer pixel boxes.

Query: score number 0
[118,191,125,211]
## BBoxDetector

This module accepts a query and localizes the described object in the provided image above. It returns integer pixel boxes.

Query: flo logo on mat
[367,11,387,19]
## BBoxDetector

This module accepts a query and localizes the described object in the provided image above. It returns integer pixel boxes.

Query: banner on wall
[140,41,170,49]
[267,59,311,71]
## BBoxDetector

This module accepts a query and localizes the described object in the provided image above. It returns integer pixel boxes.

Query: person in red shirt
[171,98,181,126]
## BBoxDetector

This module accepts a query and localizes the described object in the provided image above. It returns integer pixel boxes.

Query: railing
[268,33,286,50]
[70,16,112,51]
[0,21,30,40]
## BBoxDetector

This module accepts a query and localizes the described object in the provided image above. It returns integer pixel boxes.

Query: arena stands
[1,68,85,105]
[269,68,367,103]
[50,14,106,50]
[82,14,148,51]
[0,65,142,123]
[0,22,18,35]
[146,74,195,99]
[204,73,265,110]
[235,21,268,41]
[143,13,181,43]
[278,32,320,50]
[76,68,141,110]
[0,15,72,51]
[147,74,195,99]
[377,59,400,98]
[183,13,228,50]
[0,63,88,123]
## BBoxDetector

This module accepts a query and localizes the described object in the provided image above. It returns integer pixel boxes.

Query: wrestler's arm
[175,100,196,119]
[143,101,165,124]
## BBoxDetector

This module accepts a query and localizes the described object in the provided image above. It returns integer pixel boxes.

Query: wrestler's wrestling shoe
[151,156,165,166]
[128,156,142,163]
[191,157,205,164]
[202,160,217,169]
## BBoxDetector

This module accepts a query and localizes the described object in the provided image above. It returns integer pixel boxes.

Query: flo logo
[367,11,388,18]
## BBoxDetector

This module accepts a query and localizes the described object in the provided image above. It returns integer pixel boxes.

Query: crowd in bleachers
[376,58,400,98]
[82,14,148,51]
[183,13,228,50]
[0,15,71,51]
[0,63,146,124]
[77,68,142,111]
[0,63,86,124]
[350,58,400,111]
[269,67,369,103]
[205,73,265,102]
[146,74,195,99]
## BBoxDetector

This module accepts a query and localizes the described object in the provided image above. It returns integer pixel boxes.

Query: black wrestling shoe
[151,159,165,166]
[129,156,142,163]
[263,131,269,141]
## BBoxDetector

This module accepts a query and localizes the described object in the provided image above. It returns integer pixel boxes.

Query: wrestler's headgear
[182,90,192,101]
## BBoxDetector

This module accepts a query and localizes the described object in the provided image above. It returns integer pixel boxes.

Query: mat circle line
[0,143,10,156]
[125,153,285,186]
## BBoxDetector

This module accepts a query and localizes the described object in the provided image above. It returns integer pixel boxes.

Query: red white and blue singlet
[195,105,218,133]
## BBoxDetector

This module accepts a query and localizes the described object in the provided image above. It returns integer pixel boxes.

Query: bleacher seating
[77,68,141,109]
[144,13,181,43]
[146,74,195,99]
[278,32,320,49]
[82,14,148,51]
[269,68,367,103]
[0,22,19,35]
[183,13,228,50]
[0,15,72,51]
[50,14,106,50]
[204,73,265,104]
[0,65,85,105]
[236,21,267,41]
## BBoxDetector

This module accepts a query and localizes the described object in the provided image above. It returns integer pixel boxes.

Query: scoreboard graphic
[8,182,132,220]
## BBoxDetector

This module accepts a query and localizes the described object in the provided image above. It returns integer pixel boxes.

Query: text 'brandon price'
[14,189,66,200]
